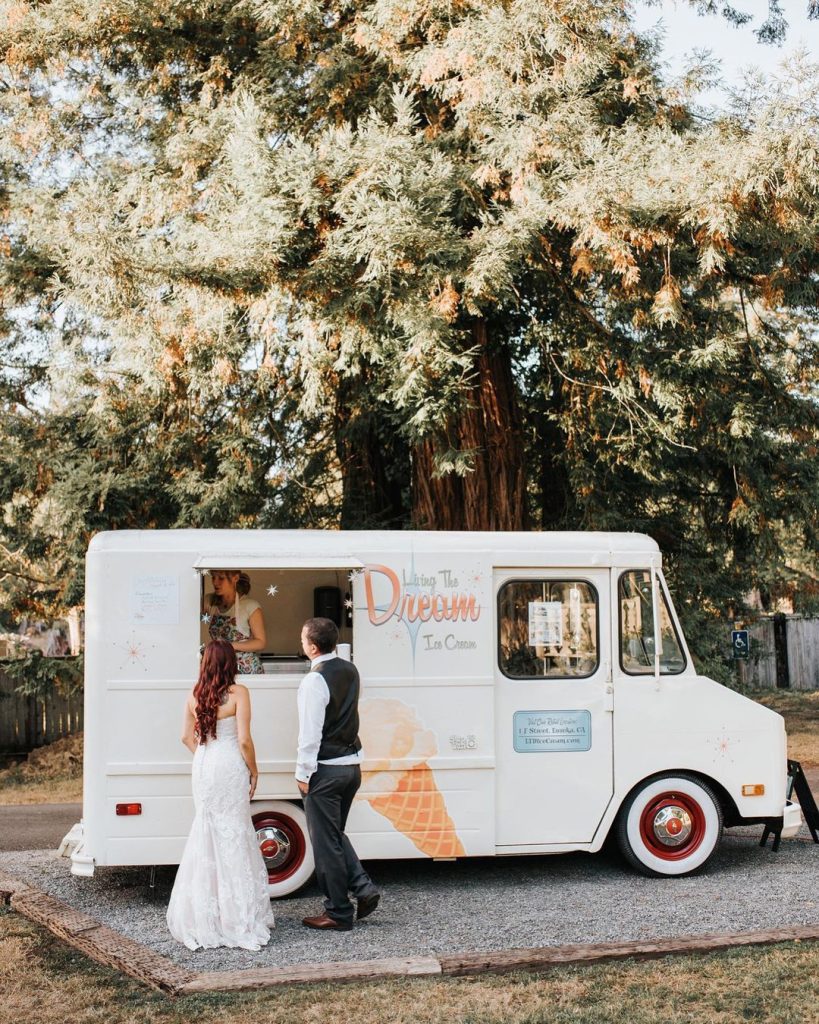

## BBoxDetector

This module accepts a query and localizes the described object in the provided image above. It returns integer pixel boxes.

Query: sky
[631,0,819,104]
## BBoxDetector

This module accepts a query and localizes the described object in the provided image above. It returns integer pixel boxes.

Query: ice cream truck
[64,529,803,894]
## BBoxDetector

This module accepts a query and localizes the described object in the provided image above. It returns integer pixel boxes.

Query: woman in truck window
[204,571,266,674]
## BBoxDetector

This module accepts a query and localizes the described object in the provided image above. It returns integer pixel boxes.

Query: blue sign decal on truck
[513,710,592,753]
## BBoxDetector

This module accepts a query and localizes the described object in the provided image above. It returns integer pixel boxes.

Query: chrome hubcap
[256,825,292,869]
[652,806,692,847]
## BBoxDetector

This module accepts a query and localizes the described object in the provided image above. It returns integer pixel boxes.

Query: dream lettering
[363,564,481,627]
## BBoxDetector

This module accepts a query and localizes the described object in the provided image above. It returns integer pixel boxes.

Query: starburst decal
[201,613,212,624]
[267,585,279,597]
[344,598,353,610]
[117,634,155,673]
[710,726,738,763]
[200,569,211,577]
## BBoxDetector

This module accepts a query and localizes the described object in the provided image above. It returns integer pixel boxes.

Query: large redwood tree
[1,1,817,668]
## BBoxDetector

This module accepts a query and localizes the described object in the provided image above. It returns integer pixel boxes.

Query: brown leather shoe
[302,913,353,932]
[356,892,380,920]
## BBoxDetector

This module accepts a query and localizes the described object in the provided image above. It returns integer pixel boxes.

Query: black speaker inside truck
[313,585,342,626]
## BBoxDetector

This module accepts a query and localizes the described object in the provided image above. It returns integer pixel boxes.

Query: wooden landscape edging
[2,870,819,996]
[178,956,442,993]
[436,925,819,976]
[0,872,194,994]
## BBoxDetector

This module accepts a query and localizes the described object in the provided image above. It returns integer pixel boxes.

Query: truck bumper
[781,800,803,839]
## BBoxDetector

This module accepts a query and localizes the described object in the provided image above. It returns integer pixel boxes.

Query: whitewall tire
[251,801,315,897]
[616,774,723,877]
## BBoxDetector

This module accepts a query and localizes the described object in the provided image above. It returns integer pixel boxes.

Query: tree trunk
[537,376,570,528]
[412,320,528,531]
[335,378,411,530]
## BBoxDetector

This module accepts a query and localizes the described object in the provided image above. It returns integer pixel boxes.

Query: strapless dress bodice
[215,716,238,738]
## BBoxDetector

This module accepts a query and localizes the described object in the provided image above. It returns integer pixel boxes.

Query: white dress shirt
[295,652,363,784]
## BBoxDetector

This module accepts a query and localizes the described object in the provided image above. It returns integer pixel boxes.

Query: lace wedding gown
[167,716,275,950]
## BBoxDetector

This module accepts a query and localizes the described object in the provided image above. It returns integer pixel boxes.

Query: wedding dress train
[167,716,275,950]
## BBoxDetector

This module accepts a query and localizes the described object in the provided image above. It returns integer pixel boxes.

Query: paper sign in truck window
[528,600,563,647]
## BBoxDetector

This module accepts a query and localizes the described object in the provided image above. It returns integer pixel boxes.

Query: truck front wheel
[616,774,723,877]
[251,802,315,897]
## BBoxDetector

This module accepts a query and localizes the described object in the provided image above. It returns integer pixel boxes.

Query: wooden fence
[0,668,83,756]
[737,615,819,691]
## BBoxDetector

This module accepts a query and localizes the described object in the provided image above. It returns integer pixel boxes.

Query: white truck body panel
[72,529,790,875]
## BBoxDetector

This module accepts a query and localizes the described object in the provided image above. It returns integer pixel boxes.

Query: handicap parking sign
[731,629,750,659]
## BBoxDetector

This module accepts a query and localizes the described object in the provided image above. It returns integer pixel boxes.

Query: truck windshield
[619,571,686,675]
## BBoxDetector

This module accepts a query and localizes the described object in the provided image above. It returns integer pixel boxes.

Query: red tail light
[116,803,142,816]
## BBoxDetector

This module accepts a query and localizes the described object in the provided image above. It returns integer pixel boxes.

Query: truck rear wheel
[251,802,315,897]
[616,773,723,877]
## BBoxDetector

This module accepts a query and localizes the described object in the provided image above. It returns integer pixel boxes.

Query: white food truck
[65,529,802,894]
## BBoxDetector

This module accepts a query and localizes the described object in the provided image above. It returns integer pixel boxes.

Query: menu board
[130,575,179,626]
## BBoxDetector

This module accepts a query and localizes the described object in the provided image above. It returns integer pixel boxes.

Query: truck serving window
[498,580,599,679]
[619,571,686,675]
[199,568,353,675]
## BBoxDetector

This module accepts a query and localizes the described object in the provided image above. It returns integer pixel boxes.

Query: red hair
[194,640,237,742]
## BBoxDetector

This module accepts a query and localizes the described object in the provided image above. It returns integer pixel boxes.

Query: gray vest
[315,657,362,760]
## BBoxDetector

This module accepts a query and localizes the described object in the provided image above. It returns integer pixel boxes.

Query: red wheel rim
[638,791,707,861]
[252,810,307,884]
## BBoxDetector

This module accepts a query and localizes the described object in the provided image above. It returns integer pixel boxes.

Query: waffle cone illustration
[359,698,466,858]
[366,761,465,858]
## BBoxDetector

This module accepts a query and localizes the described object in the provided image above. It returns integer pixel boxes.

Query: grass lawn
[2,907,818,1024]
[0,773,82,805]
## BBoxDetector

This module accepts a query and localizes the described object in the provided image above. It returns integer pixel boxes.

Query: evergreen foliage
[0,0,817,682]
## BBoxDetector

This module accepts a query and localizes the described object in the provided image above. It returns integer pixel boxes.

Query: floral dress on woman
[205,595,264,674]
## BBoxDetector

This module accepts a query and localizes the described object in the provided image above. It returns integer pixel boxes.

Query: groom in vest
[296,617,380,930]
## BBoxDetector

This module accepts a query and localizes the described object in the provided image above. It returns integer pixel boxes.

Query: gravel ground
[2,826,818,972]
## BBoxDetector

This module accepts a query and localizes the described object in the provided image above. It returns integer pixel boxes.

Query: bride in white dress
[167,639,275,951]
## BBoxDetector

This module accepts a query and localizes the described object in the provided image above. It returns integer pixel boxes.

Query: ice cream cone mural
[358,698,466,858]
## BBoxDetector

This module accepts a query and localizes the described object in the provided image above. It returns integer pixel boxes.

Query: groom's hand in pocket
[297,779,309,796]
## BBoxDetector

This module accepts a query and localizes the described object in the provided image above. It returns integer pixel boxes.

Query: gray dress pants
[304,763,377,925]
